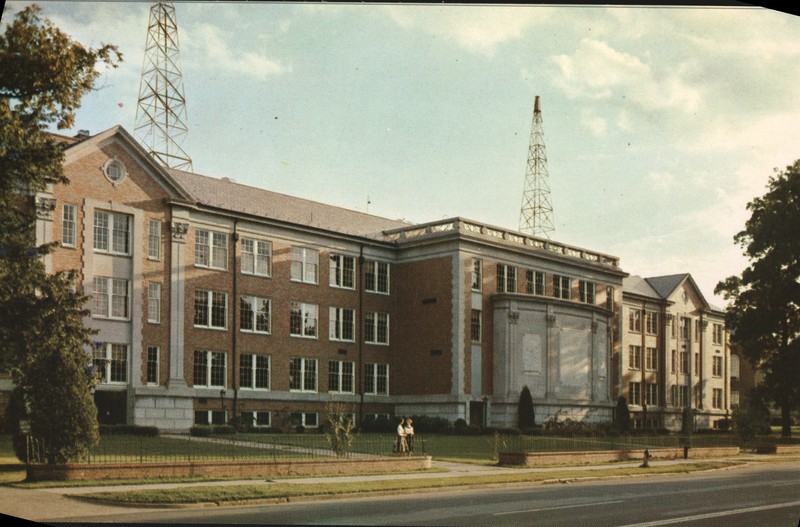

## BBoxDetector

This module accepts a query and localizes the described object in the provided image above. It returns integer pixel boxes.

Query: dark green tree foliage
[518,385,535,429]
[0,5,120,462]
[614,396,630,433]
[732,387,772,445]
[716,160,800,438]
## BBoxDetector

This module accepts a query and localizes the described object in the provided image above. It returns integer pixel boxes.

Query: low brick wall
[498,446,740,466]
[754,444,800,455]
[26,455,432,482]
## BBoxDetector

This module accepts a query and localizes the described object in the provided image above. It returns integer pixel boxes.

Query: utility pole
[519,95,554,238]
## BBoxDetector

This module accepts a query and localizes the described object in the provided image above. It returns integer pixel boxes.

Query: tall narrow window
[712,388,723,409]
[645,383,658,406]
[471,259,482,291]
[470,309,482,343]
[365,312,389,345]
[629,308,642,333]
[148,219,161,260]
[289,357,317,392]
[240,354,270,390]
[578,280,594,303]
[365,261,390,294]
[628,345,642,369]
[713,356,723,377]
[329,307,355,342]
[497,264,516,293]
[645,311,658,335]
[240,296,271,334]
[364,363,389,395]
[94,210,130,255]
[713,323,724,345]
[329,254,356,289]
[553,275,571,299]
[291,247,319,284]
[62,204,76,247]
[629,382,641,406]
[94,343,128,384]
[645,347,658,371]
[241,238,272,277]
[92,277,129,319]
[681,317,691,340]
[147,282,161,323]
[328,360,354,393]
[526,270,544,295]
[146,346,159,385]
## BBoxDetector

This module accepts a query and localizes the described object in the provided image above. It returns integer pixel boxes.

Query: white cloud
[580,108,607,137]
[645,171,676,192]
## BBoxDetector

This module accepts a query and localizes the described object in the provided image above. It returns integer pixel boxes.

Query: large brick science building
[15,125,729,431]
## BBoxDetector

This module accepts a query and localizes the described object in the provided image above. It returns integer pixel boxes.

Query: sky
[4,1,800,307]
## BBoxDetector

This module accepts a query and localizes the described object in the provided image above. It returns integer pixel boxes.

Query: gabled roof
[645,274,691,299]
[623,275,662,300]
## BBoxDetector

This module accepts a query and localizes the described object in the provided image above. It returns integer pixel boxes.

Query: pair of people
[396,417,414,454]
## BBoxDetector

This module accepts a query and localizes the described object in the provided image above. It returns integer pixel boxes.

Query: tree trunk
[781,398,792,438]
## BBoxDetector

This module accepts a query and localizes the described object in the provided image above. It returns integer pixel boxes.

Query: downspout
[641,301,647,427]
[358,245,365,424]
[231,219,239,422]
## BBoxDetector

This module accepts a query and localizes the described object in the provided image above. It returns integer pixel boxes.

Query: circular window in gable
[103,159,127,184]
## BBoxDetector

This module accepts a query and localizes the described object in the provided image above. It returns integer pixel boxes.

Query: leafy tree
[517,385,535,430]
[0,4,121,462]
[324,401,356,457]
[732,387,772,446]
[614,396,630,433]
[715,160,800,438]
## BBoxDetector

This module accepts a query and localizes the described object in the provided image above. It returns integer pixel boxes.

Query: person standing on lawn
[396,416,408,454]
[404,418,415,454]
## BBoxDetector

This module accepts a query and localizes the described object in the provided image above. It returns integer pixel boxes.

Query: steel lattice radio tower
[519,95,554,238]
[134,1,193,171]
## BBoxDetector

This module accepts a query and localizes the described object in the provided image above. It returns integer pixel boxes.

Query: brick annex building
[6,125,731,432]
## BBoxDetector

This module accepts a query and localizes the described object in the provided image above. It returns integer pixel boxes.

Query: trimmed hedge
[99,424,159,437]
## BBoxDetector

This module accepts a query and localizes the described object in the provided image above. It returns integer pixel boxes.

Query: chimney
[75,129,91,138]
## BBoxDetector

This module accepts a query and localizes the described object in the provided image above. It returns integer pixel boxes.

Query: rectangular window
[671,349,677,374]
[629,382,641,406]
[62,203,76,247]
[365,260,390,294]
[290,411,318,429]
[240,295,271,334]
[713,356,723,377]
[731,391,740,408]
[193,350,226,388]
[289,357,317,392]
[496,264,517,293]
[290,247,319,284]
[629,308,642,333]
[94,210,130,255]
[526,269,545,295]
[147,282,161,323]
[146,346,159,385]
[329,307,355,342]
[680,351,689,374]
[693,385,701,407]
[241,238,272,277]
[471,259,482,291]
[645,311,658,335]
[290,302,318,338]
[671,316,677,338]
[240,354,270,390]
[553,275,571,299]
[712,388,723,409]
[713,323,724,345]
[681,317,691,340]
[241,411,272,428]
[694,320,701,342]
[148,219,161,260]
[670,385,689,407]
[92,277,129,319]
[645,347,658,371]
[645,383,658,406]
[329,254,356,289]
[628,345,642,369]
[694,353,699,375]
[365,312,389,345]
[194,289,227,329]
[328,360,354,393]
[364,363,389,395]
[94,343,128,384]
[195,229,228,270]
[470,309,482,343]
[578,280,594,303]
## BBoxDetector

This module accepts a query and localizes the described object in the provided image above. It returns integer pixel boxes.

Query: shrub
[407,415,451,434]
[359,414,394,433]
[211,425,236,435]
[99,424,159,437]
[614,396,631,433]
[190,426,211,437]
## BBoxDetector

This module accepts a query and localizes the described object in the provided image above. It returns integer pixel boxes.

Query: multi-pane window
[470,309,482,343]
[629,308,642,333]
[329,254,355,289]
[94,343,128,384]
[195,410,227,426]
[694,320,702,342]
[290,302,318,338]
[712,388,723,409]
[365,312,389,345]
[290,411,318,428]
[146,346,159,385]
[693,385,701,407]
[629,382,641,406]
[671,385,689,407]
[645,347,658,371]
[628,345,642,369]
[526,270,544,295]
[94,210,130,255]
[712,356,723,377]
[194,289,227,329]
[680,351,689,374]
[578,280,594,303]
[195,229,228,270]
[93,277,129,319]
[148,219,161,260]
[240,354,270,390]
[496,264,516,293]
[193,350,226,387]
[713,323,724,345]
[364,363,389,395]
[241,411,272,428]
[471,259,482,291]
[329,307,355,342]
[645,383,658,406]
[62,204,76,247]
[147,282,161,323]
[240,295,271,334]
[671,349,677,374]
[241,238,272,277]
[645,311,658,335]
[289,357,317,392]
[680,317,691,340]
[694,353,699,375]
[328,360,354,393]
[365,261,390,294]
[553,275,571,299]
[290,247,319,284]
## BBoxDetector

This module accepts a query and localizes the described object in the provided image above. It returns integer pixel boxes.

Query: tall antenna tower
[134,1,193,171]
[519,95,554,238]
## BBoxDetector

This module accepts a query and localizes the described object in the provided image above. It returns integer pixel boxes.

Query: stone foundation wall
[498,446,739,466]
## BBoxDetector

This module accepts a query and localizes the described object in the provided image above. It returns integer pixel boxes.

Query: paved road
[20,459,799,526]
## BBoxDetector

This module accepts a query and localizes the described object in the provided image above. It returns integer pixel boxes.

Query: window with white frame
[470,309,482,343]
[694,319,701,342]
[526,269,544,295]
[329,254,355,289]
[365,311,389,345]
[148,219,161,260]
[680,317,691,340]
[290,411,318,428]
[712,388,723,409]
[471,259,482,291]
[693,385,701,406]
[645,347,658,371]
[578,280,594,303]
[329,307,355,342]
[94,343,128,384]
[241,410,272,428]
[290,247,319,284]
[645,383,658,406]
[328,360,354,393]
[290,302,318,338]
[241,238,272,277]
[629,308,642,333]
[146,346,159,385]
[713,356,723,377]
[731,355,740,380]
[195,229,228,270]
[553,274,571,299]
[194,289,227,329]
[239,354,270,390]
[147,282,161,323]
[195,410,226,426]
[645,311,658,335]
[628,345,642,369]
[94,210,131,255]
[93,276,129,319]
[62,203,76,247]
[193,350,226,388]
[671,349,677,374]
[240,295,271,334]
[289,357,317,392]
[496,264,516,293]
[628,381,641,406]
[680,351,689,374]
[365,260,390,294]
[364,363,389,395]
[713,323,724,345]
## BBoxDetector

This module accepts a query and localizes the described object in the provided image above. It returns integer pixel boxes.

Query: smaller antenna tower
[519,95,554,238]
[134,1,193,171]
